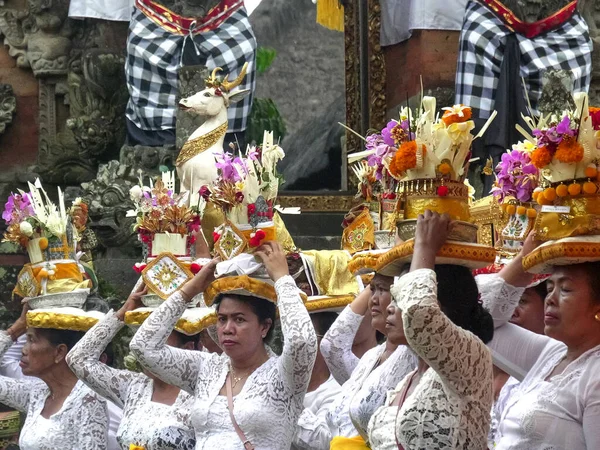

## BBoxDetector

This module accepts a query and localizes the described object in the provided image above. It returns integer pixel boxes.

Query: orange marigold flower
[389,141,425,178]
[442,105,472,126]
[530,146,553,169]
[555,136,584,164]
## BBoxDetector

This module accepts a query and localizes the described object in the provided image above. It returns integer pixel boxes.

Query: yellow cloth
[405,197,471,221]
[534,196,600,241]
[302,250,359,296]
[330,435,370,450]
[316,0,344,31]
[274,212,296,252]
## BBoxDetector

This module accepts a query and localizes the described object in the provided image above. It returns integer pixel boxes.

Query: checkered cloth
[455,0,592,120]
[125,5,256,133]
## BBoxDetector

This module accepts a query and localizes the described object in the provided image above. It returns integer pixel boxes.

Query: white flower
[130,185,144,202]
[262,144,285,171]
[512,140,536,154]
[19,221,33,237]
[45,212,66,237]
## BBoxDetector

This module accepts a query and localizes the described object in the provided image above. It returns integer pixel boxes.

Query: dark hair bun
[467,303,494,344]
[435,265,495,344]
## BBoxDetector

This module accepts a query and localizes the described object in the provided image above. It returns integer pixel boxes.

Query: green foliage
[256,47,277,75]
[246,98,287,146]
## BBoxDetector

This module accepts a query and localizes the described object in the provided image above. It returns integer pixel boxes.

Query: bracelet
[179,288,193,303]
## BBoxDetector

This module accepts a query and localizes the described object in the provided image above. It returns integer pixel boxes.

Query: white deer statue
[177,63,250,198]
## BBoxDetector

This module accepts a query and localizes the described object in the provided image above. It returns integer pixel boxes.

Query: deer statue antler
[205,67,224,89]
[221,62,248,92]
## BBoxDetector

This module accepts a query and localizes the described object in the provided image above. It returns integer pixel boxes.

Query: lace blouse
[67,312,195,450]
[0,332,109,450]
[368,269,494,450]
[129,275,317,450]
[484,275,600,449]
[323,306,417,439]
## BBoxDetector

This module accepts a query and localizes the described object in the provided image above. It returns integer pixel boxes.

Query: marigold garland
[530,146,553,169]
[554,136,584,163]
[389,141,426,178]
[442,106,472,126]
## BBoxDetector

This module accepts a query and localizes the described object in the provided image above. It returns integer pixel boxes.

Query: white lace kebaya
[483,275,600,450]
[321,306,417,439]
[67,312,196,450]
[0,331,109,450]
[129,275,317,450]
[368,269,494,450]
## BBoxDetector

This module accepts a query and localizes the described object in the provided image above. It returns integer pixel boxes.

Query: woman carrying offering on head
[321,273,417,449]
[0,303,110,449]
[66,282,198,450]
[485,237,600,449]
[129,241,317,449]
[368,210,496,449]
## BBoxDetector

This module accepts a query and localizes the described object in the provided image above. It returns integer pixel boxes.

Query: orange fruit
[583,181,598,195]
[568,183,582,196]
[516,205,527,216]
[526,208,537,218]
[556,184,569,197]
[585,165,598,178]
[38,237,48,250]
[543,187,557,201]
[506,204,516,215]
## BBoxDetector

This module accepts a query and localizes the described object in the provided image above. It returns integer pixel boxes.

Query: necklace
[229,365,250,388]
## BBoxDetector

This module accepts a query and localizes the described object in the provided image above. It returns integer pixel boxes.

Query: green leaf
[256,47,278,75]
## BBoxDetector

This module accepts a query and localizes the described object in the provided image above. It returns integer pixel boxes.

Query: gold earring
[595,313,600,322]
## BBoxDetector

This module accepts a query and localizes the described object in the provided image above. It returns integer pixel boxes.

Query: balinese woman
[321,272,417,448]
[486,239,600,448]
[66,283,199,449]
[368,211,495,449]
[129,241,317,449]
[0,303,110,449]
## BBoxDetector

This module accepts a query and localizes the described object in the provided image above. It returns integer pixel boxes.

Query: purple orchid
[247,146,260,161]
[2,193,35,225]
[381,120,398,147]
[492,150,539,203]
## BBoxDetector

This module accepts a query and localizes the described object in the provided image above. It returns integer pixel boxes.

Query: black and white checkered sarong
[455,0,592,120]
[125,6,256,133]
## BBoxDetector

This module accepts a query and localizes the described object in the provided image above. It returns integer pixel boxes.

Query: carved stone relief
[0,84,16,134]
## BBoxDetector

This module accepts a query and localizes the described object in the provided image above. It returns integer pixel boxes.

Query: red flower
[188,235,197,245]
[590,107,600,130]
[198,186,211,201]
[213,232,221,243]
[190,263,202,274]
[437,185,449,197]
[255,229,266,240]
[248,204,256,215]
[235,192,244,203]
[249,237,261,247]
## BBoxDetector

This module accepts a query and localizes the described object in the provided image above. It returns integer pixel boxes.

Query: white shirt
[1,333,122,450]
[0,332,109,449]
[321,306,417,439]
[368,269,494,450]
[129,276,318,450]
[292,375,341,450]
[68,0,133,21]
[482,273,600,449]
[67,312,195,449]
[380,0,468,46]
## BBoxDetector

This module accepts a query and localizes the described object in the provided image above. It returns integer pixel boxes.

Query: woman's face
[510,286,546,335]
[20,328,63,377]
[216,297,272,361]
[385,304,407,345]
[369,275,393,334]
[544,266,600,346]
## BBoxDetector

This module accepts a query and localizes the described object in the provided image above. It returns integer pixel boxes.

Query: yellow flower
[512,140,536,154]
[446,121,476,144]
